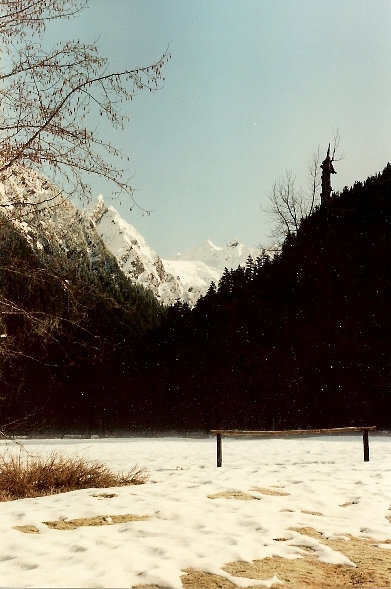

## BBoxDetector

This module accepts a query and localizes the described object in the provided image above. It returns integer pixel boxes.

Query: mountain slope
[89,196,184,304]
[89,197,271,305]
[0,164,165,431]
[0,165,163,356]
[162,259,221,298]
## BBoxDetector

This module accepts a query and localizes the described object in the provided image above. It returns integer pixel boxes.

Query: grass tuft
[0,451,148,501]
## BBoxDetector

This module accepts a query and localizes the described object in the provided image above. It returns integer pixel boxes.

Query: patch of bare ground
[386,506,391,523]
[91,492,119,499]
[132,585,164,589]
[13,525,40,534]
[43,513,151,530]
[339,500,359,507]
[301,510,324,517]
[273,537,291,542]
[250,487,290,497]
[207,491,261,501]
[180,528,391,589]
[180,570,245,589]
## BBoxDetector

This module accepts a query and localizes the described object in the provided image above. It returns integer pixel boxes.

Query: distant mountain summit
[163,238,264,303]
[89,196,270,305]
[175,238,261,270]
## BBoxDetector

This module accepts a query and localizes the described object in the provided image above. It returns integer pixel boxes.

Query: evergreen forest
[1,164,390,434]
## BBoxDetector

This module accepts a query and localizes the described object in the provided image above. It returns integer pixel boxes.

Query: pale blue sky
[51,0,391,258]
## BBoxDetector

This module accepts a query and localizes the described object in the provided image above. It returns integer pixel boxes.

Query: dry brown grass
[0,451,148,501]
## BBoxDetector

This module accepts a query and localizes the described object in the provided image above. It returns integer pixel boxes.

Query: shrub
[0,451,148,501]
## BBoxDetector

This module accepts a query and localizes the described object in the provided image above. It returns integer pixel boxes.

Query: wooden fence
[210,427,377,467]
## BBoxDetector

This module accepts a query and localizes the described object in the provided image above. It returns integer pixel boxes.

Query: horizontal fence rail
[210,427,377,467]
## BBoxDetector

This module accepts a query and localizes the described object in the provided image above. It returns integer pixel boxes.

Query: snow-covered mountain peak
[89,195,153,255]
[0,167,272,307]
[88,196,184,304]
[0,164,99,257]
[204,238,223,251]
[176,237,260,271]
[89,196,269,305]
[176,238,220,261]
[88,197,267,305]
[89,194,108,224]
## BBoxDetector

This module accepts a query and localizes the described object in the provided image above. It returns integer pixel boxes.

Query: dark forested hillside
[0,212,164,433]
[1,165,390,434]
[139,164,391,431]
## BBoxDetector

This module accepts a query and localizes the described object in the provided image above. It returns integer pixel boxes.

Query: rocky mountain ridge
[88,195,183,304]
[0,166,274,306]
[89,196,275,305]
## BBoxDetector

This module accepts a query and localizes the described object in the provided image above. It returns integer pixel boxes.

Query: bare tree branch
[265,138,344,240]
[0,1,170,374]
[0,1,170,211]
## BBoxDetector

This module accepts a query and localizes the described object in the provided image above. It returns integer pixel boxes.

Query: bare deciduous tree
[266,133,343,240]
[267,170,306,238]
[0,0,170,209]
[0,1,170,372]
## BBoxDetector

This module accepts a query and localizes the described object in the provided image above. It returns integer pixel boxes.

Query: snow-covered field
[0,434,390,588]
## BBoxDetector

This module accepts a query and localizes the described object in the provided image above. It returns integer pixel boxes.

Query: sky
[50,0,391,258]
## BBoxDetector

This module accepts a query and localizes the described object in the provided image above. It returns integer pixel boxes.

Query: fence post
[363,429,369,462]
[217,433,222,467]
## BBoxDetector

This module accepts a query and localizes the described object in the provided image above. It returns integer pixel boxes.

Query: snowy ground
[0,433,390,588]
